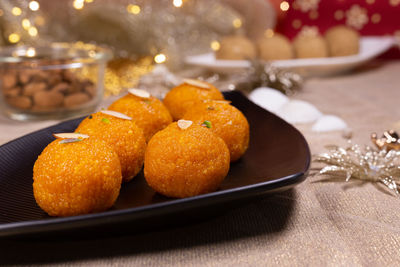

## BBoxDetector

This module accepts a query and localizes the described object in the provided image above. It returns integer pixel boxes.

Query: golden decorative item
[371,130,400,151]
[101,57,153,96]
[0,0,277,97]
[314,136,400,196]
[234,60,303,95]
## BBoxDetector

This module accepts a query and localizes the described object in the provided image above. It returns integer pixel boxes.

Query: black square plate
[0,91,310,238]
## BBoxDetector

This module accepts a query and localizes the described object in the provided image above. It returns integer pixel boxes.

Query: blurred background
[0,0,399,92]
[0,0,398,105]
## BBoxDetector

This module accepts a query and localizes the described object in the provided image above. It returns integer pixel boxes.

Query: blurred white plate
[185,36,395,77]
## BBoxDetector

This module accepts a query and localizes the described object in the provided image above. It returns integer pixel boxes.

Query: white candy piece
[183,78,210,89]
[128,88,151,99]
[177,119,193,130]
[53,133,89,139]
[312,115,348,132]
[248,87,289,113]
[277,100,322,124]
[100,110,132,120]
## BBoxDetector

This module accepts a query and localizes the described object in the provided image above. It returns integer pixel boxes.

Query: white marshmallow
[312,115,348,132]
[248,87,289,113]
[277,100,323,124]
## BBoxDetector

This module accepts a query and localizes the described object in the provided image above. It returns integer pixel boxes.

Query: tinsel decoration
[248,60,303,95]
[313,133,400,196]
[371,130,400,151]
[22,0,273,68]
[0,0,275,95]
[103,57,154,96]
[220,60,303,95]
[136,58,304,98]
[38,0,246,95]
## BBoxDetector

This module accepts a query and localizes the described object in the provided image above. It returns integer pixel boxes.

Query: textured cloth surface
[1,61,400,266]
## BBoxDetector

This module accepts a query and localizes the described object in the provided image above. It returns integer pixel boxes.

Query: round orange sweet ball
[33,137,122,217]
[144,121,230,198]
[108,91,172,142]
[76,111,146,182]
[163,79,224,121]
[183,100,250,162]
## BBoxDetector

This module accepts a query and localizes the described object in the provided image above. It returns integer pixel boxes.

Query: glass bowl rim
[0,42,113,66]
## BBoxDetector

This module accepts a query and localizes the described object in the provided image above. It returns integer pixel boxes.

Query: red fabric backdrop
[269,0,400,57]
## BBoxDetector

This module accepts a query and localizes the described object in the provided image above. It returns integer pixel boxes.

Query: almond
[33,90,63,108]
[23,82,47,97]
[2,72,17,89]
[183,79,210,89]
[7,96,32,110]
[4,87,21,98]
[59,138,83,144]
[177,119,193,130]
[84,83,96,97]
[51,82,70,93]
[64,93,90,107]
[128,88,151,99]
[53,133,89,139]
[101,110,132,120]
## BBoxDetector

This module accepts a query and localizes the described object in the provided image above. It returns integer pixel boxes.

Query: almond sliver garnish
[183,78,210,89]
[128,88,151,99]
[53,133,89,139]
[59,138,83,144]
[177,120,193,130]
[100,110,132,120]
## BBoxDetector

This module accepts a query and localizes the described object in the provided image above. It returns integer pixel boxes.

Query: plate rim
[0,172,308,237]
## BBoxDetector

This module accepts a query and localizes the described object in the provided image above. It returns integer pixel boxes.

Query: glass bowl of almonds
[0,42,112,121]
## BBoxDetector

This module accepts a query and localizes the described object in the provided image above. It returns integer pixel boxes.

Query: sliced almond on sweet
[183,79,210,89]
[177,120,193,130]
[59,138,83,144]
[53,133,89,139]
[128,88,151,99]
[100,110,132,120]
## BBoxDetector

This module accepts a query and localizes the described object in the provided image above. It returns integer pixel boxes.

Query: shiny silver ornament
[314,140,400,196]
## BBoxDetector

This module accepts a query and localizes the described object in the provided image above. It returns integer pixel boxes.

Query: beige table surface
[1,61,400,266]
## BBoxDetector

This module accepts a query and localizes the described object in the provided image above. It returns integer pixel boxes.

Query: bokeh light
[8,33,20,43]
[28,27,38,36]
[127,4,141,14]
[154,53,166,64]
[210,41,220,51]
[280,1,290,12]
[233,18,242,28]
[29,1,40,11]
[73,0,84,9]
[173,0,183,8]
[26,47,36,57]
[11,7,22,16]
[22,19,31,29]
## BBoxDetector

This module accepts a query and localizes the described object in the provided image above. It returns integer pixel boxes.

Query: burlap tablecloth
[1,61,400,266]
